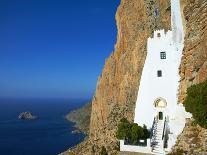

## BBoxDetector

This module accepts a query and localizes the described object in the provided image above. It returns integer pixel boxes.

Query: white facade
[134,0,185,127]
[134,30,178,128]
[121,0,191,154]
[120,140,151,154]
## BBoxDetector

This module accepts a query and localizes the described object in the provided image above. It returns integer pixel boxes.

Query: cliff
[66,102,92,134]
[171,0,207,153]
[90,0,171,141]
[179,0,207,102]
[63,0,207,154]
[64,0,171,154]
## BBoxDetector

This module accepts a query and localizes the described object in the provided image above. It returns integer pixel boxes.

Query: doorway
[159,112,163,120]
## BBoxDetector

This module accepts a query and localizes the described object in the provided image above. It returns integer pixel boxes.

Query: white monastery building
[120,0,191,154]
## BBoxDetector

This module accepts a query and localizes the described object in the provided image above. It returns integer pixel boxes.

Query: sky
[0,0,120,99]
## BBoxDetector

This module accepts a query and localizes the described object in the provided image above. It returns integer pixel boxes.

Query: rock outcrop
[179,0,207,102]
[66,102,92,134]
[170,119,207,154]
[18,112,37,120]
[63,0,207,154]
[172,0,207,153]
[63,0,171,154]
[90,0,171,141]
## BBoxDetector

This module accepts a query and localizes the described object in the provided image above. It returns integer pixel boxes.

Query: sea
[0,98,86,155]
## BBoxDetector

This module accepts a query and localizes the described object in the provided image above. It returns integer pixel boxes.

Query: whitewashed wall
[134,0,185,129]
[120,140,151,153]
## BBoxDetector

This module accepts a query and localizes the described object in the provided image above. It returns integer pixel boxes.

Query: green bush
[100,146,108,155]
[116,118,150,144]
[143,124,151,139]
[184,80,207,128]
[116,118,131,140]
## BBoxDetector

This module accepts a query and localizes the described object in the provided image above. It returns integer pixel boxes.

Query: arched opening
[154,98,167,121]
[154,97,167,108]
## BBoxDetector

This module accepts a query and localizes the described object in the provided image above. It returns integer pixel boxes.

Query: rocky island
[18,112,38,120]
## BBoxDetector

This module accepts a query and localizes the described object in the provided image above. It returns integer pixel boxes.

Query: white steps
[151,120,166,155]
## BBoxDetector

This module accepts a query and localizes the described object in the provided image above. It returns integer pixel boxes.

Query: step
[153,150,165,153]
[157,129,163,131]
[154,142,163,145]
[153,150,164,153]
[152,151,165,155]
[155,132,163,134]
[153,144,163,147]
[154,137,162,140]
[154,146,162,150]
[156,133,163,136]
[154,143,163,146]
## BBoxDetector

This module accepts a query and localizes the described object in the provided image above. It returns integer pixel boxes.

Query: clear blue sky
[0,0,120,99]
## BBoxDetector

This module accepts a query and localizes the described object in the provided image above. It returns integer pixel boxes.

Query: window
[160,52,166,59]
[157,70,162,77]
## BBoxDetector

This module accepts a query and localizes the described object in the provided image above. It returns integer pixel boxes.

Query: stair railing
[162,117,167,140]
[162,117,168,148]
[150,116,158,151]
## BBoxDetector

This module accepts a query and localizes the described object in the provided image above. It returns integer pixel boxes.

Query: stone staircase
[151,120,165,155]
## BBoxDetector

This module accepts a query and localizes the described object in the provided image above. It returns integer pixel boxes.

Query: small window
[157,70,162,77]
[160,52,166,59]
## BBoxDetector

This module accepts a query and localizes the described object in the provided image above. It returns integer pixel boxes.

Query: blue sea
[0,98,86,155]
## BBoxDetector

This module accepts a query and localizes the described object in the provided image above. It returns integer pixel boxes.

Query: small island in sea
[18,112,38,120]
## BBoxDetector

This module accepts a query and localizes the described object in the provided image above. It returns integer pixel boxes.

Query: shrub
[116,118,131,140]
[92,145,95,154]
[116,118,150,144]
[143,124,151,139]
[184,80,207,128]
[100,146,108,155]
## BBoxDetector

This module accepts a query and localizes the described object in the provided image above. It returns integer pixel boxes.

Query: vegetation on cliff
[184,80,207,128]
[116,118,150,144]
[100,146,108,155]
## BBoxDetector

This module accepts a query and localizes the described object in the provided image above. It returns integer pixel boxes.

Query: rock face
[178,0,207,102]
[18,112,37,120]
[65,0,171,154]
[90,0,171,141]
[66,102,92,134]
[171,119,207,154]
[63,0,207,154]
[172,0,207,153]
[89,0,171,152]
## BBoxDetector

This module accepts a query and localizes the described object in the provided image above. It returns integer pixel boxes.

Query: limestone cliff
[90,0,171,141]
[66,102,91,134]
[63,0,207,154]
[179,0,207,102]
[64,0,171,154]
[172,0,207,153]
[89,0,171,152]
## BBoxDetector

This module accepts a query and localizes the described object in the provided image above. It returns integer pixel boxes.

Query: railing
[150,117,158,151]
[162,117,167,140]
[162,117,169,148]
[150,117,156,139]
